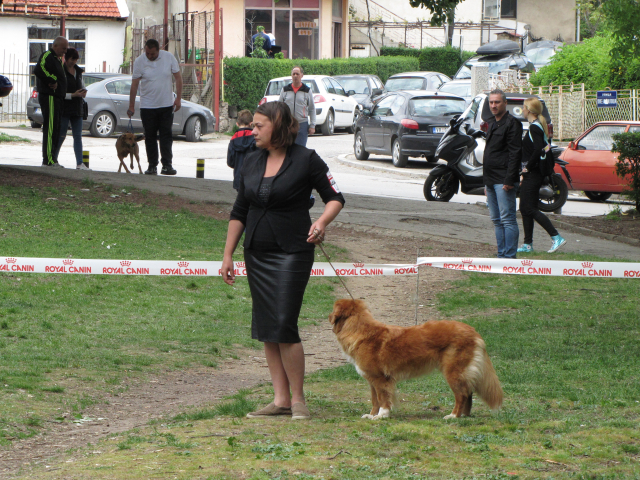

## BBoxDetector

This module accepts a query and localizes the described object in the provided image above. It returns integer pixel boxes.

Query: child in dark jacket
[227,110,256,191]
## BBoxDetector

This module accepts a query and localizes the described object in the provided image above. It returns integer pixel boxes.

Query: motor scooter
[423,115,572,212]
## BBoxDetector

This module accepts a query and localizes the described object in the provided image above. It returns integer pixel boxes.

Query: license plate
[433,126,447,133]
[35,108,40,114]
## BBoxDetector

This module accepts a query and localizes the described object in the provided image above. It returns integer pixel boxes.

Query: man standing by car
[127,38,182,175]
[483,89,522,259]
[34,36,68,167]
[278,66,315,146]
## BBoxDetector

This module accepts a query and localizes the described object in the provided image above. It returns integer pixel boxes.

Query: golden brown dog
[115,133,145,174]
[329,299,503,420]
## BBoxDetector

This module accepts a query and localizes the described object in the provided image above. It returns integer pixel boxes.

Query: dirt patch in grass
[0,166,631,478]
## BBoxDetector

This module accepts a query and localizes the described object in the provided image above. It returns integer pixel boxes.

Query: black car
[454,40,535,80]
[333,74,385,109]
[353,90,467,168]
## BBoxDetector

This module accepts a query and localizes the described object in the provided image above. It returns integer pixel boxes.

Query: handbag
[82,99,88,120]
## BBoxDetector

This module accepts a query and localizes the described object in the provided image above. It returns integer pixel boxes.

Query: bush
[611,131,640,211]
[529,36,612,89]
[223,56,419,112]
[380,46,475,78]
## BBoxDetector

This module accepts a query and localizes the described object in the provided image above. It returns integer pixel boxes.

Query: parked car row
[27,74,216,142]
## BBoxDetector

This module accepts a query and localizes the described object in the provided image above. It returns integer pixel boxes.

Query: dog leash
[317,241,355,301]
[127,118,134,134]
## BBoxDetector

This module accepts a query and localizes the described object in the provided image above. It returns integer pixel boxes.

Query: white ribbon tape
[0,257,418,277]
[3,256,639,279]
[417,257,640,279]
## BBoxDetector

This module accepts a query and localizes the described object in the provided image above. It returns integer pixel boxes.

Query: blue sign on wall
[597,90,617,108]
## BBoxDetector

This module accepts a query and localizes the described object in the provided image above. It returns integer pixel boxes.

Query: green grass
[0,132,30,143]
[26,258,640,479]
[0,181,337,446]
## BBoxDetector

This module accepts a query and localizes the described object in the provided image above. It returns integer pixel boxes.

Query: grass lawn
[0,133,30,143]
[0,179,339,446]
[2,178,640,479]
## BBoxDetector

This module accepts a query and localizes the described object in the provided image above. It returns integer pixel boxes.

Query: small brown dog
[115,132,145,174]
[329,299,503,420]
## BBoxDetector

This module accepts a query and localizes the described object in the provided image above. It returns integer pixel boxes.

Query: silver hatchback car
[27,74,215,142]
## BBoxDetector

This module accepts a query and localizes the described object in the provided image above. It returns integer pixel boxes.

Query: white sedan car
[257,74,359,135]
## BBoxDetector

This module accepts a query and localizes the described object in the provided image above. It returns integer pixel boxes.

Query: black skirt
[245,248,315,343]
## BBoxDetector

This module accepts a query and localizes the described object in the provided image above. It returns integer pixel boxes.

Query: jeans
[295,121,309,147]
[54,115,83,165]
[519,171,558,244]
[486,183,519,258]
[140,106,174,168]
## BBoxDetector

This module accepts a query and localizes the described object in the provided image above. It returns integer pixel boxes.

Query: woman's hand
[307,220,326,244]
[72,89,87,98]
[221,255,235,285]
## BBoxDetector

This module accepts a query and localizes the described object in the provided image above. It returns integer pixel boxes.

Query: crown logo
[582,262,593,268]
[353,263,364,268]
[63,259,74,265]
[177,261,189,268]
[5,257,16,263]
[236,262,245,268]
[120,260,131,266]
[521,260,533,266]
[461,259,473,264]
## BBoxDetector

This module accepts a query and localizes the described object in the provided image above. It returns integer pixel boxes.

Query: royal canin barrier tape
[417,257,640,279]
[0,257,418,277]
[2,257,640,279]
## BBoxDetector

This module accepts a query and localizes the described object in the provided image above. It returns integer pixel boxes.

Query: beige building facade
[184,0,348,59]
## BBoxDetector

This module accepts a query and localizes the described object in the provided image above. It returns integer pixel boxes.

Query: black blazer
[230,143,345,253]
[483,111,523,187]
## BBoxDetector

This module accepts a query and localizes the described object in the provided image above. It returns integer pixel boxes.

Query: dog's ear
[329,299,356,332]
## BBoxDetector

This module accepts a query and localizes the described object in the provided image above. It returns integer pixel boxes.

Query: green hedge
[223,56,419,112]
[380,46,475,78]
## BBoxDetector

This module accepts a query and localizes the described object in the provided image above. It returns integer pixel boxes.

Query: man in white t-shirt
[128,39,183,175]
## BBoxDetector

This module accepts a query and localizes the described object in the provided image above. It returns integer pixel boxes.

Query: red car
[559,121,640,201]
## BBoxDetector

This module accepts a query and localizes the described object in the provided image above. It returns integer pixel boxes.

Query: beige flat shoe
[246,402,292,418]
[291,402,310,420]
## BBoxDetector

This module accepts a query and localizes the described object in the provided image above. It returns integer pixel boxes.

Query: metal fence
[501,82,640,141]
[0,54,30,124]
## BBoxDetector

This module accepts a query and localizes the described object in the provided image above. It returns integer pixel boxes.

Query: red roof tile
[0,0,126,19]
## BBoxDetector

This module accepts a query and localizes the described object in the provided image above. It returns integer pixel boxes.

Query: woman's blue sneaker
[548,235,566,253]
[517,244,533,253]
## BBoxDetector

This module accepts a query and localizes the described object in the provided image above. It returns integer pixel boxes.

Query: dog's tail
[466,338,503,410]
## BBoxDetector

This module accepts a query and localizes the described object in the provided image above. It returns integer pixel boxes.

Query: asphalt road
[1,126,639,260]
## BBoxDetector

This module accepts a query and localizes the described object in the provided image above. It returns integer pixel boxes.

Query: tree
[408,0,465,46]
[575,0,606,39]
[612,131,640,211]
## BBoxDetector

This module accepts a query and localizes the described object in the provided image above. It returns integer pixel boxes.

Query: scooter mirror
[449,117,457,127]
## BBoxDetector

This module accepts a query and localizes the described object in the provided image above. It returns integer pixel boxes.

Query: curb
[335,154,431,180]
[551,218,640,248]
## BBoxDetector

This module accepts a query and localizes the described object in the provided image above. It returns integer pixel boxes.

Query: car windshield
[438,83,471,97]
[385,77,425,91]
[409,97,466,117]
[266,79,319,96]
[455,58,510,79]
[526,47,556,65]
[336,78,370,94]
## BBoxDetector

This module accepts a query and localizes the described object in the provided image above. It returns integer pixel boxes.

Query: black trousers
[140,106,174,168]
[40,93,62,165]
[519,171,558,244]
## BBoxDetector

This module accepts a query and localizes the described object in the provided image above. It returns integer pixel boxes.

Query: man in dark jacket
[33,36,68,167]
[483,89,523,259]
[227,109,256,190]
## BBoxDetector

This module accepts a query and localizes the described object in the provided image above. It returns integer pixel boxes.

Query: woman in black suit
[221,101,344,420]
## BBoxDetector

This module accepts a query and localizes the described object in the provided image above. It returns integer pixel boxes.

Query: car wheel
[90,111,115,137]
[354,131,369,160]
[345,113,357,134]
[320,110,334,136]
[424,171,457,202]
[584,191,613,202]
[185,116,202,142]
[392,138,408,168]
[30,121,41,128]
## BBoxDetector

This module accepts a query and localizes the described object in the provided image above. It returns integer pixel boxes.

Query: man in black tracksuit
[33,36,68,167]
